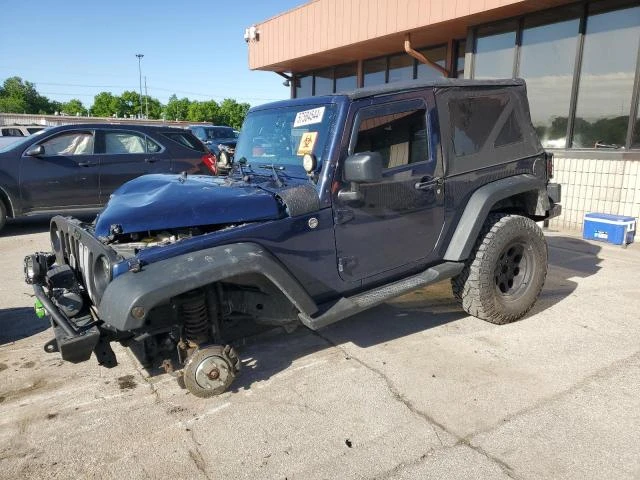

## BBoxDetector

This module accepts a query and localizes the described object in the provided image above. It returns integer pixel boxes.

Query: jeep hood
[94,174,284,238]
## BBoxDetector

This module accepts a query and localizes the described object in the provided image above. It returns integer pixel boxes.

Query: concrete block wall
[550,154,640,231]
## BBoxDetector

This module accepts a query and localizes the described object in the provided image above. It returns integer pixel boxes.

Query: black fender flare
[99,242,319,331]
[444,174,546,262]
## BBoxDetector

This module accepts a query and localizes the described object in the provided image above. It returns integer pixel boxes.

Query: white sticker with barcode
[293,107,325,128]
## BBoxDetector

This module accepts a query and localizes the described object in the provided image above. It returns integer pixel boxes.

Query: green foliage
[0,76,52,113]
[90,92,123,117]
[61,99,87,116]
[165,95,191,121]
[0,76,251,127]
[218,99,250,130]
[187,100,220,123]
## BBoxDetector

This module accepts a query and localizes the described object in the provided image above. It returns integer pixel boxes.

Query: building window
[416,45,447,80]
[296,75,312,98]
[363,57,387,86]
[335,63,357,92]
[455,40,466,78]
[633,96,640,148]
[519,15,580,148]
[314,68,334,96]
[474,23,517,79]
[572,5,640,148]
[388,53,414,83]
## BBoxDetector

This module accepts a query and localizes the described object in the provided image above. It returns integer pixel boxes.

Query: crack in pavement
[125,350,214,480]
[312,331,521,480]
[464,349,640,444]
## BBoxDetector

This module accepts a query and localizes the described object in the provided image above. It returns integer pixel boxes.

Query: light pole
[135,53,144,119]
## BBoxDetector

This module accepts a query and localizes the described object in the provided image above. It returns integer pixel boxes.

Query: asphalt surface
[1,218,639,480]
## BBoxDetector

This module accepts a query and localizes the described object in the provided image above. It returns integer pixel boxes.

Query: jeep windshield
[234,104,337,170]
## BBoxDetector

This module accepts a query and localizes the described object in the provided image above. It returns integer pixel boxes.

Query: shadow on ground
[0,307,49,345]
[230,235,604,392]
[6,234,603,391]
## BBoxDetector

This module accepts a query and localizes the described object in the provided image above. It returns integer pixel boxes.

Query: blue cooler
[583,213,636,246]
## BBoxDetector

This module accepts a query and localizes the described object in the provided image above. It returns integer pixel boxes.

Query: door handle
[145,158,157,163]
[414,177,443,190]
[77,161,94,167]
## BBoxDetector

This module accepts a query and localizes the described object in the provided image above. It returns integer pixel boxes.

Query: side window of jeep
[354,108,429,170]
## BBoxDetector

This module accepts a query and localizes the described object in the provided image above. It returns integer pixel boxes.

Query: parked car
[0,125,46,148]
[25,79,561,397]
[187,125,237,173]
[0,123,215,232]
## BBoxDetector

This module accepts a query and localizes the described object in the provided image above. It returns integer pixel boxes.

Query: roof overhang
[248,0,577,73]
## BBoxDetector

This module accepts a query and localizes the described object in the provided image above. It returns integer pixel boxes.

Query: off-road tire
[451,213,547,324]
[0,201,7,233]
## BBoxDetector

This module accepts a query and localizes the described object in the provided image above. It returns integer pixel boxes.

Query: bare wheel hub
[183,345,240,397]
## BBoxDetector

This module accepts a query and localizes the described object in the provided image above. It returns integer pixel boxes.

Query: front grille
[50,216,118,306]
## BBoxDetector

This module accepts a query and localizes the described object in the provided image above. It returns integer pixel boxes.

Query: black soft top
[345,78,526,100]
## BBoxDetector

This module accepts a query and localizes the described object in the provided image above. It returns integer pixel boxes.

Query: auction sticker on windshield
[297,132,318,155]
[293,107,325,128]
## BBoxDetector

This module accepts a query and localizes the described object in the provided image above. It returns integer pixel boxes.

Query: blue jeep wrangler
[25,79,561,397]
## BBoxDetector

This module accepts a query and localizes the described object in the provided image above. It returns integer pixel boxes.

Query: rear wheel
[451,213,547,324]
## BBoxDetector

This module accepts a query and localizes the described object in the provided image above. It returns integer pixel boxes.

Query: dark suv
[25,79,561,397]
[0,124,215,232]
[187,125,238,174]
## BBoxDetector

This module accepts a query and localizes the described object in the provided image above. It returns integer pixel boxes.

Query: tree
[120,90,143,118]
[0,76,52,113]
[91,92,124,117]
[187,100,220,123]
[61,99,87,116]
[218,99,250,129]
[165,94,191,121]
[144,96,163,119]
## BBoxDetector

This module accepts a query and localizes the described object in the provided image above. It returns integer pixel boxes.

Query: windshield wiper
[259,164,285,187]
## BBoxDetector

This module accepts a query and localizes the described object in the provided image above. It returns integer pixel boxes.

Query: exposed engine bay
[104,223,245,257]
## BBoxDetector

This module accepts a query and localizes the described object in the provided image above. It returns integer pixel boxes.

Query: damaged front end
[24,219,119,364]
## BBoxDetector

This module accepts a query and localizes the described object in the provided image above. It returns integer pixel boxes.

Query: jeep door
[333,94,445,284]
[19,129,100,210]
[96,129,169,203]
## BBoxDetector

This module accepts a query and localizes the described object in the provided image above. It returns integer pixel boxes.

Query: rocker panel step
[299,262,464,330]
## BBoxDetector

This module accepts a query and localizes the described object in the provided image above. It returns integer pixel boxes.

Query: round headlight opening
[93,255,111,298]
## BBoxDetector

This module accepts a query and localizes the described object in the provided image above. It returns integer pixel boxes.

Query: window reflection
[456,40,466,78]
[519,17,580,148]
[314,68,334,96]
[388,54,414,83]
[335,63,357,92]
[573,6,640,148]
[474,26,516,79]
[296,75,312,98]
[416,45,447,80]
[364,57,386,86]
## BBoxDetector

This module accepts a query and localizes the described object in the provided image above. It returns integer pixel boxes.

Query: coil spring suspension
[179,289,210,345]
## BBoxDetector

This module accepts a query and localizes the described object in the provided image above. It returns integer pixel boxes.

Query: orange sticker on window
[297,132,318,156]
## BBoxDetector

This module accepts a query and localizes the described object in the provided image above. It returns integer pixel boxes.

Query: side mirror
[343,152,382,183]
[25,145,45,157]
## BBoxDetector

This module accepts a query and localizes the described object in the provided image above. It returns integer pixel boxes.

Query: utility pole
[144,76,149,119]
[135,53,144,119]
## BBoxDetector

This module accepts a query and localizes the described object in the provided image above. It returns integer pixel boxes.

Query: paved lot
[1,218,639,480]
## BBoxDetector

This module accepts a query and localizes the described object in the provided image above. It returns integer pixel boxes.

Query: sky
[0,0,308,108]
